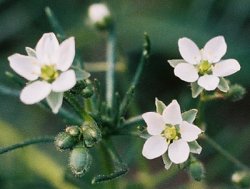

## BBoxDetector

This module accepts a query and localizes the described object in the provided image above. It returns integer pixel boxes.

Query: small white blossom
[88,3,110,24]
[8,32,76,113]
[142,100,202,165]
[168,36,241,91]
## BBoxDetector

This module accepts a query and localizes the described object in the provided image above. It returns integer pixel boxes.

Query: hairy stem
[106,27,116,108]
[203,134,249,170]
[0,136,54,155]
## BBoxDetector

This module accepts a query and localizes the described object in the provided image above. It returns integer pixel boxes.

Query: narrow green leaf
[92,141,128,183]
[45,7,66,40]
[189,141,202,154]
[162,153,172,170]
[155,98,166,114]
[182,109,198,123]
[191,82,203,98]
[218,77,229,92]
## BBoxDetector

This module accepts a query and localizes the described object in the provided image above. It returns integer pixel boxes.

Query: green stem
[0,136,54,155]
[45,7,66,40]
[203,134,249,170]
[118,34,150,118]
[197,93,249,171]
[64,92,83,119]
[106,27,116,108]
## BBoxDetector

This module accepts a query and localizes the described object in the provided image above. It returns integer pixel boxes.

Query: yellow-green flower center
[163,125,179,143]
[40,65,59,82]
[198,60,212,75]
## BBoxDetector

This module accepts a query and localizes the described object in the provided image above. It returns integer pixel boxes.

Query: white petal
[198,75,219,91]
[52,70,76,92]
[36,33,59,64]
[56,37,75,71]
[142,112,165,135]
[20,81,51,104]
[178,38,201,65]
[8,54,40,81]
[142,136,168,159]
[213,59,240,77]
[203,36,227,63]
[168,140,190,164]
[46,92,63,114]
[174,63,199,82]
[168,59,185,68]
[25,47,36,57]
[162,100,182,125]
[179,121,201,142]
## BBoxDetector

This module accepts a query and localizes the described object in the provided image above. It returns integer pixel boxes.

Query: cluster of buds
[55,119,102,176]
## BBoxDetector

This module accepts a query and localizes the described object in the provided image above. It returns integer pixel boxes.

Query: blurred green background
[0,0,250,188]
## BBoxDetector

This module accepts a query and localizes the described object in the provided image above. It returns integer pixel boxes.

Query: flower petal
[36,32,59,64]
[142,112,165,135]
[46,92,63,114]
[203,36,227,63]
[168,59,185,68]
[179,121,201,142]
[20,81,51,104]
[162,100,182,125]
[56,37,75,71]
[52,70,76,92]
[142,135,168,159]
[168,139,190,164]
[8,54,40,81]
[174,63,199,82]
[213,59,240,77]
[198,75,219,91]
[178,38,201,65]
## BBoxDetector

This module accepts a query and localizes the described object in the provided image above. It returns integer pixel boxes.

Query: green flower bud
[82,87,93,98]
[232,170,250,188]
[189,160,205,181]
[69,145,92,177]
[66,126,81,137]
[81,121,102,148]
[225,84,246,102]
[70,81,87,94]
[55,132,77,151]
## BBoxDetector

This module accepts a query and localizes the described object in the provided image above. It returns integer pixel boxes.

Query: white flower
[142,100,202,165]
[168,36,241,91]
[8,32,76,113]
[88,3,110,24]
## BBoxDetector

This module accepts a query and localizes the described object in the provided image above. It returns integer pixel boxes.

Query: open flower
[142,99,202,166]
[8,32,76,113]
[168,36,240,91]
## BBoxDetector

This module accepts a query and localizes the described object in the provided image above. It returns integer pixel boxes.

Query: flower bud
[225,84,246,102]
[69,145,92,177]
[81,121,102,147]
[66,126,81,137]
[232,170,250,188]
[55,132,77,151]
[88,3,113,30]
[82,87,93,98]
[189,160,205,181]
[70,81,87,94]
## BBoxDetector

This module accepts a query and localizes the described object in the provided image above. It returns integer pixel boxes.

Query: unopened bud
[225,84,246,102]
[189,160,205,181]
[70,81,87,94]
[82,87,93,98]
[232,170,250,188]
[81,121,102,147]
[69,145,92,177]
[55,132,77,150]
[66,126,81,137]
[88,3,113,30]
